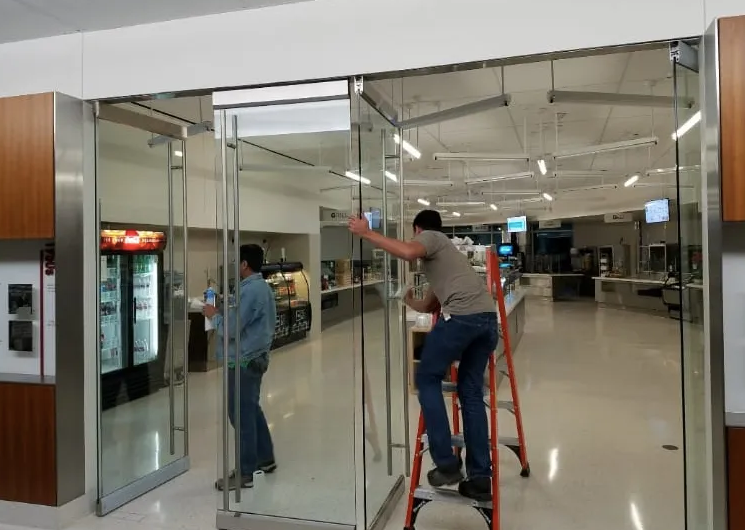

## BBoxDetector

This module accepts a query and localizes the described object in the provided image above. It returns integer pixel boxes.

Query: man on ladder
[348,209,497,501]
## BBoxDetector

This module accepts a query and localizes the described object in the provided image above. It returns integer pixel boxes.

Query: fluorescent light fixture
[489,204,498,211]
[481,190,541,196]
[542,192,554,201]
[436,209,448,213]
[417,198,430,206]
[537,159,547,176]
[558,184,618,193]
[345,171,371,185]
[624,175,640,187]
[632,183,694,189]
[452,212,462,217]
[548,89,694,109]
[437,201,486,206]
[672,110,701,140]
[402,180,454,187]
[465,171,534,185]
[434,152,530,162]
[174,150,183,157]
[553,169,613,178]
[384,170,398,182]
[394,134,421,159]
[240,163,332,173]
[552,137,658,160]
[645,165,701,177]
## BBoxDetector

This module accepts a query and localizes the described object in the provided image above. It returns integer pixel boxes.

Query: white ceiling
[0,0,308,44]
[98,44,701,225]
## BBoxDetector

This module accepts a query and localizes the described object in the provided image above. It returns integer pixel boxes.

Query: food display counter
[593,275,704,322]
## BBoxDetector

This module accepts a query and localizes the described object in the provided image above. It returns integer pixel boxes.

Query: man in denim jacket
[204,244,277,490]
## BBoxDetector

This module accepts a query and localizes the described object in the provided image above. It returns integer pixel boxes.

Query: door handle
[133,297,137,324]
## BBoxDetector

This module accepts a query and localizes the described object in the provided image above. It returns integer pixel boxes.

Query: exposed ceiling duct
[547,90,695,109]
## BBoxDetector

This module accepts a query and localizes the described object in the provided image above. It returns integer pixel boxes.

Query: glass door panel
[672,50,705,530]
[96,118,189,514]
[213,83,359,527]
[354,82,407,528]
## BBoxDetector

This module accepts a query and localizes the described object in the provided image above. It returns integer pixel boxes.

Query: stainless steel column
[231,115,243,503]
[219,110,231,511]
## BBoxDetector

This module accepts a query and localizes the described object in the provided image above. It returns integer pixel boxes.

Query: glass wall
[96,114,189,514]
[671,47,705,530]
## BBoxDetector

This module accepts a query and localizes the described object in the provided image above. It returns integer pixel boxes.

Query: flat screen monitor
[497,244,516,257]
[644,199,670,224]
[507,216,527,233]
[364,209,381,229]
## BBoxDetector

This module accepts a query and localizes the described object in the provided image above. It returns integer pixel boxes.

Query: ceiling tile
[0,0,75,44]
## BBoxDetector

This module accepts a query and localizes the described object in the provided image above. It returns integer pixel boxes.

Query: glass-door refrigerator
[100,229,167,410]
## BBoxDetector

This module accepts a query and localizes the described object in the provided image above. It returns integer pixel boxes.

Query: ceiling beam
[547,90,694,109]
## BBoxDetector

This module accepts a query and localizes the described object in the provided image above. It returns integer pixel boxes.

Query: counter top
[0,373,55,385]
[322,279,384,295]
[593,276,666,285]
[523,273,585,277]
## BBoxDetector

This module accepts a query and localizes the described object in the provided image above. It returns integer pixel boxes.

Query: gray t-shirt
[414,230,496,316]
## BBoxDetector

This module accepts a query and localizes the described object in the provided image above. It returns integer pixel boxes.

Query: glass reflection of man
[348,209,497,501]
[204,244,277,491]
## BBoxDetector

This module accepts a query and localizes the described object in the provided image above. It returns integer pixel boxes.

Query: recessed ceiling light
[174,150,183,157]
[417,198,430,206]
[624,175,640,187]
[489,204,498,211]
[542,192,554,201]
[537,159,547,176]
[452,211,461,217]
[384,170,398,182]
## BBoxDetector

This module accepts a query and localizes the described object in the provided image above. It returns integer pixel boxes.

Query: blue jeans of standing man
[228,356,275,476]
[415,312,498,479]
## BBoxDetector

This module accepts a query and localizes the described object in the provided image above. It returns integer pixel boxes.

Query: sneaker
[458,477,491,502]
[258,460,277,473]
[426,465,464,488]
[215,470,253,491]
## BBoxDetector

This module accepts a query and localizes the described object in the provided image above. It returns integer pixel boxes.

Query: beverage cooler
[100,230,167,410]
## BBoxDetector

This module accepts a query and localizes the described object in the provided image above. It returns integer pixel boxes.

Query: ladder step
[421,433,519,449]
[413,486,492,509]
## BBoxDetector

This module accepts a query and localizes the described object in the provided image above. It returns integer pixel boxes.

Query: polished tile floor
[4,299,691,530]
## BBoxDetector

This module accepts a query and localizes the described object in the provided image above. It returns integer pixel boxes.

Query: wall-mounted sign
[471,224,489,232]
[321,210,351,222]
[538,219,562,229]
[604,212,633,224]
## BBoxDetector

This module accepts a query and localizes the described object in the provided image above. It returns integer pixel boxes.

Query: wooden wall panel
[0,382,57,506]
[0,93,55,239]
[719,16,745,222]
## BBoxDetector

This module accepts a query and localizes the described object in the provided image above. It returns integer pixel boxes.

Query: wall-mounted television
[507,216,527,233]
[644,199,670,224]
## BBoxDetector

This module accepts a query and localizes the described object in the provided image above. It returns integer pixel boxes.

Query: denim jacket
[213,273,276,366]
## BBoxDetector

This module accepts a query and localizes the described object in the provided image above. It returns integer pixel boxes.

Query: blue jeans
[227,359,275,476]
[415,312,498,479]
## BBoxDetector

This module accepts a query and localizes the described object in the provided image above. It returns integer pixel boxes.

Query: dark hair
[240,244,264,273]
[412,209,442,232]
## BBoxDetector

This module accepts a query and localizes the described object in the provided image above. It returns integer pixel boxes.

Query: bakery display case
[262,262,312,349]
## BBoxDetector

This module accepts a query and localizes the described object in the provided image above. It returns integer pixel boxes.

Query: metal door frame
[94,104,191,515]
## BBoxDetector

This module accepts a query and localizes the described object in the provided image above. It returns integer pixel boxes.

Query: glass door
[353,79,408,528]
[95,110,190,515]
[670,41,704,530]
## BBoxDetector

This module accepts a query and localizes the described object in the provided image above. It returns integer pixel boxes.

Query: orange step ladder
[403,249,529,530]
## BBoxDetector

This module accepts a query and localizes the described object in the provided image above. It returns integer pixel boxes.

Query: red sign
[100,230,167,252]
